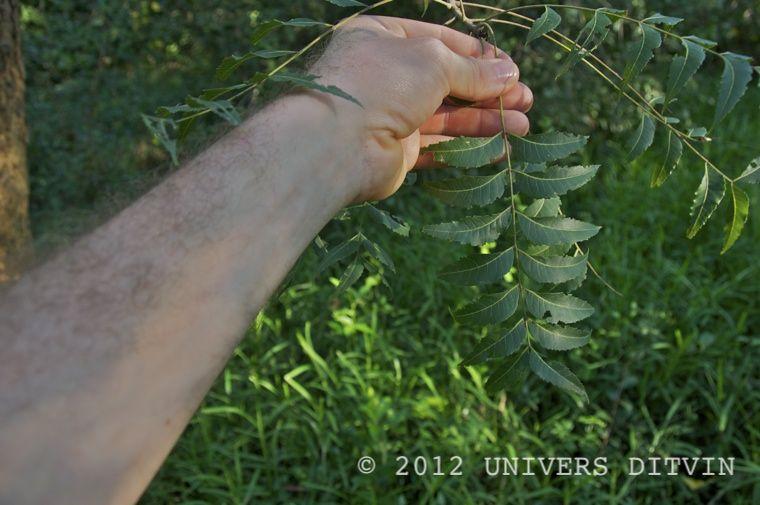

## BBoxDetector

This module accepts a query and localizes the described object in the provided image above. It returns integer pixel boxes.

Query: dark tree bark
[0,0,31,282]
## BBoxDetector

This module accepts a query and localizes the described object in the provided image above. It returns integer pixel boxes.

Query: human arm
[0,16,532,505]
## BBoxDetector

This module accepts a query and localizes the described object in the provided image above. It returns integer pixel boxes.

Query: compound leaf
[650,130,683,187]
[485,351,530,393]
[424,209,512,245]
[510,132,588,164]
[519,251,588,284]
[666,39,706,103]
[687,165,726,238]
[623,24,662,82]
[628,114,656,159]
[528,352,588,401]
[525,290,594,324]
[557,10,612,78]
[526,7,561,45]
[714,52,753,128]
[439,247,514,285]
[528,321,590,351]
[425,171,507,207]
[461,320,526,365]
[422,135,505,168]
[270,72,362,107]
[515,165,598,197]
[454,285,520,325]
[517,214,600,245]
[721,183,749,254]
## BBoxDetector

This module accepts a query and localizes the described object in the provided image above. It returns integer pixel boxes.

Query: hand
[309,16,533,202]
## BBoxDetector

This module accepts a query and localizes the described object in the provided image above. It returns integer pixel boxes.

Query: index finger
[367,15,510,60]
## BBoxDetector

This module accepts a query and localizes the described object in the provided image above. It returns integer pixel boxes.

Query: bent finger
[420,106,529,137]
[472,82,534,111]
[414,134,455,169]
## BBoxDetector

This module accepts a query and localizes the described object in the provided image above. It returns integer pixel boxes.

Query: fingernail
[486,59,519,85]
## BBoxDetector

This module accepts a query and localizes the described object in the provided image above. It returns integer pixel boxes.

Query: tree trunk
[0,0,31,282]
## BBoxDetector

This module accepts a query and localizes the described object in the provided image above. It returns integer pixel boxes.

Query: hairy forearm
[0,93,360,504]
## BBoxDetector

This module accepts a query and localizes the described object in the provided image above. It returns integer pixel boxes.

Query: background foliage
[22,0,758,502]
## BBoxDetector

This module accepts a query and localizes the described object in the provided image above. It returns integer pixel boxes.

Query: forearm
[0,93,360,505]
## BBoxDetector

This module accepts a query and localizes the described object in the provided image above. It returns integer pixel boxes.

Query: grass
[141,83,759,503]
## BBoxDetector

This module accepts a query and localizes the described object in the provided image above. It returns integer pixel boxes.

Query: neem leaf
[142,115,178,165]
[628,114,656,159]
[666,39,705,103]
[281,18,330,27]
[365,204,410,236]
[515,165,598,197]
[424,209,512,246]
[650,130,683,187]
[713,52,753,129]
[683,35,717,49]
[523,197,561,218]
[362,237,395,273]
[721,183,749,254]
[251,20,282,45]
[737,156,760,184]
[335,258,364,296]
[270,72,362,107]
[687,165,726,238]
[422,135,505,168]
[510,132,588,164]
[439,247,514,285]
[424,171,507,207]
[323,0,365,6]
[316,234,362,273]
[528,321,590,351]
[642,13,683,26]
[517,214,600,245]
[556,9,612,78]
[528,352,588,401]
[623,24,662,82]
[454,285,520,325]
[526,7,561,45]
[461,320,526,365]
[485,351,530,393]
[524,290,594,324]
[519,251,588,284]
[187,98,241,125]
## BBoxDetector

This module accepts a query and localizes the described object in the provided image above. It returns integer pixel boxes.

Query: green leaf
[523,197,561,218]
[526,7,561,45]
[252,49,296,58]
[721,183,749,254]
[517,214,600,245]
[439,247,514,285]
[317,234,362,273]
[737,157,760,184]
[281,18,330,27]
[461,320,526,365]
[365,204,410,236]
[623,24,662,82]
[186,98,241,125]
[519,251,588,284]
[216,53,253,81]
[525,290,594,324]
[421,135,505,168]
[528,352,588,401]
[666,39,705,103]
[628,114,656,159]
[335,258,364,296]
[510,132,588,164]
[687,165,726,238]
[650,130,683,187]
[250,20,282,45]
[424,209,512,246]
[528,321,590,351]
[515,165,598,197]
[557,10,612,78]
[270,72,362,107]
[142,115,178,164]
[713,52,753,128]
[324,0,365,6]
[424,171,507,207]
[485,351,530,393]
[683,35,717,48]
[642,13,683,26]
[362,237,395,273]
[454,285,520,325]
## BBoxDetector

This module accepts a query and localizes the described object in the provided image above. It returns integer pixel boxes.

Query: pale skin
[0,16,532,505]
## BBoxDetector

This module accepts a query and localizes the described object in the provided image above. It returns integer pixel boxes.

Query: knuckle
[418,37,448,59]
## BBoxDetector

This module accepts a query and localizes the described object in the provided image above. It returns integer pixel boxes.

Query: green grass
[141,87,760,503]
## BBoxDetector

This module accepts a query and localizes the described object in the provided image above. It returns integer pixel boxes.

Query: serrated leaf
[454,285,520,325]
[713,52,753,128]
[510,132,588,163]
[485,351,530,393]
[523,197,561,218]
[422,135,505,168]
[461,320,526,365]
[142,115,178,165]
[519,251,588,284]
[525,290,594,323]
[623,24,662,82]
[666,39,705,103]
[439,247,514,285]
[365,204,410,236]
[737,157,760,184]
[251,20,282,45]
[200,83,250,101]
[270,72,362,107]
[517,214,600,245]
[187,98,241,125]
[628,114,656,159]
[362,237,395,272]
[526,7,561,45]
[317,234,362,273]
[687,165,726,238]
[650,130,683,187]
[721,183,749,253]
[252,49,296,58]
[424,209,512,246]
[216,53,253,81]
[528,352,588,401]
[642,13,683,26]
[335,258,364,296]
[557,10,612,78]
[324,0,365,6]
[528,321,590,351]
[425,171,506,207]
[281,18,330,27]
[515,165,598,197]
[683,35,717,48]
